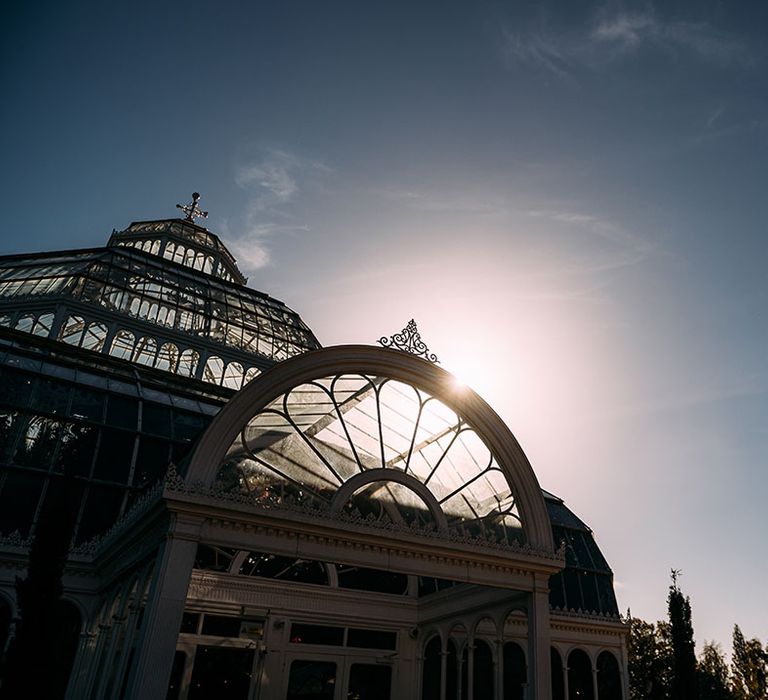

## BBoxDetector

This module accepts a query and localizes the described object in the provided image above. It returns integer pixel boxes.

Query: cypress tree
[668,569,699,700]
[731,625,767,700]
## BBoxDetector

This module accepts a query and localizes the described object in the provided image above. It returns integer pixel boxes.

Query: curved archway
[187,346,553,550]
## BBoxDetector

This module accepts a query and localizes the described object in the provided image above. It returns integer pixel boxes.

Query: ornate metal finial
[176,192,209,223]
[378,319,439,363]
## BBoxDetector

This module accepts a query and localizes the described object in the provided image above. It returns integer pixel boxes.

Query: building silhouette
[0,203,627,699]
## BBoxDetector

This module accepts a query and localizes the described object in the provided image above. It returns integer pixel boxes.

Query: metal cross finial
[176,192,209,223]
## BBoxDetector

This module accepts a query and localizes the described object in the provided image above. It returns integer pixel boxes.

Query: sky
[2,0,767,652]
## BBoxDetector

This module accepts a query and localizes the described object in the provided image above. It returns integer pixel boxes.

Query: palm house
[0,196,628,699]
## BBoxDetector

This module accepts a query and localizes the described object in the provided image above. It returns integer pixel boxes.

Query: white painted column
[122,518,199,699]
[527,574,552,700]
[440,642,449,700]
[592,663,599,700]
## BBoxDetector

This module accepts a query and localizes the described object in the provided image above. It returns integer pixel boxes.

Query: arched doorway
[422,636,442,700]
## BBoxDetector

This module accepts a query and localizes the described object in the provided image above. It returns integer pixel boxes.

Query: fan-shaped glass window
[215,374,524,543]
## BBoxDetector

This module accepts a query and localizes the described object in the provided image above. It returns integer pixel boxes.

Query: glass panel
[81,322,108,352]
[60,316,85,346]
[178,349,199,378]
[109,330,134,360]
[188,646,254,700]
[133,336,157,366]
[202,356,224,385]
[32,313,54,337]
[289,624,344,646]
[348,664,392,700]
[222,361,244,390]
[346,629,397,650]
[287,661,336,700]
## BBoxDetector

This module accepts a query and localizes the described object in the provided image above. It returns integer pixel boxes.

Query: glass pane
[287,660,336,700]
[348,664,392,700]
[188,646,254,700]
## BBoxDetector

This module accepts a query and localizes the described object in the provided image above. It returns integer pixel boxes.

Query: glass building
[0,208,627,700]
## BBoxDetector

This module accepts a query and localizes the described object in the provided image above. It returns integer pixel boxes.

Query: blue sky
[2,1,767,649]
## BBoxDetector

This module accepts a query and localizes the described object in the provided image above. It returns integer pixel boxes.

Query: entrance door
[284,655,393,700]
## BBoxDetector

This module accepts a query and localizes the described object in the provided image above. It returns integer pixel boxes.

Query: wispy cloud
[591,11,743,64]
[523,206,656,275]
[502,8,745,80]
[226,147,331,270]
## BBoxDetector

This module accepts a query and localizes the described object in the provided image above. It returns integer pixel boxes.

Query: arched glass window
[133,337,157,367]
[32,313,54,337]
[178,349,199,378]
[15,314,35,334]
[81,322,108,352]
[60,315,86,346]
[215,373,524,542]
[184,248,196,266]
[568,649,594,700]
[173,245,185,265]
[243,367,262,386]
[202,356,224,385]
[222,361,244,390]
[156,342,179,372]
[150,239,161,255]
[109,330,135,360]
[164,242,176,260]
[597,651,622,700]
[203,256,214,274]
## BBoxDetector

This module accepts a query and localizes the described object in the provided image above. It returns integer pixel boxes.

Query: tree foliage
[699,642,733,700]
[668,572,699,700]
[731,625,767,700]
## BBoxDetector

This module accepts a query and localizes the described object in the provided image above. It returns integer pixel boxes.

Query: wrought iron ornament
[378,319,439,363]
[176,192,209,223]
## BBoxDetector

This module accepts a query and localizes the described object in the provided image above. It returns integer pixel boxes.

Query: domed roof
[544,490,619,616]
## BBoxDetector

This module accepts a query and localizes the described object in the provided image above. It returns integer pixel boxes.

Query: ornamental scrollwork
[378,319,439,363]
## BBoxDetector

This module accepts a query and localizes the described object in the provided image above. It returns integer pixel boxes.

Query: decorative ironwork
[176,191,209,223]
[378,319,439,363]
